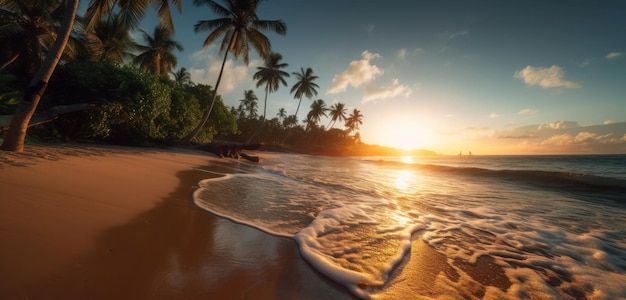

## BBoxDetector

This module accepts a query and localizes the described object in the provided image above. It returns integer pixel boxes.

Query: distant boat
[468,151,473,157]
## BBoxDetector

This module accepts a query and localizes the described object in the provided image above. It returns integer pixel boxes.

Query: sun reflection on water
[395,170,413,191]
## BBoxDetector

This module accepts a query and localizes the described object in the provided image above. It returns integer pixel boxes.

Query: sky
[90,0,626,155]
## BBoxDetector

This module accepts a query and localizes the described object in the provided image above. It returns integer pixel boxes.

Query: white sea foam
[193,154,626,299]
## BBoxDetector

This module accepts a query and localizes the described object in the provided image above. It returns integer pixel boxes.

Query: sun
[382,128,432,150]
[367,112,440,151]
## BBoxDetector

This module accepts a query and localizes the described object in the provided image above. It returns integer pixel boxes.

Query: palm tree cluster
[229,71,364,148]
[0,0,364,152]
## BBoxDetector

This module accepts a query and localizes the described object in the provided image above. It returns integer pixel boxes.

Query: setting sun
[373,125,436,150]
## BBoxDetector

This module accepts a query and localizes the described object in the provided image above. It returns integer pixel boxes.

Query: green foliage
[40,60,237,145]
[0,73,21,114]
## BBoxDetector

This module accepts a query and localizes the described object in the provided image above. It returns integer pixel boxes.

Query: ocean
[192,154,626,299]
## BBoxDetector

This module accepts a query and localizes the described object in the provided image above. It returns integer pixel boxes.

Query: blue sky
[99,0,626,154]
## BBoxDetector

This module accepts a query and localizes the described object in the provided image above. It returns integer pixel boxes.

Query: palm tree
[1,0,181,151]
[180,0,287,143]
[134,25,183,76]
[1,0,79,151]
[172,67,192,86]
[84,0,182,33]
[327,102,347,130]
[253,52,289,120]
[92,13,138,63]
[238,90,258,119]
[0,0,91,85]
[276,107,287,122]
[345,108,363,134]
[306,99,327,130]
[290,67,318,121]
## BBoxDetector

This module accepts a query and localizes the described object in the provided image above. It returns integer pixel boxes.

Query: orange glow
[377,127,435,150]
[395,169,412,191]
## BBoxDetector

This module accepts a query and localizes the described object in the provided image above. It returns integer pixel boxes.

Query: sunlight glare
[395,170,412,191]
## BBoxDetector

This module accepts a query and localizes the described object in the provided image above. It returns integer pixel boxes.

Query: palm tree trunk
[262,88,268,120]
[180,32,237,144]
[294,98,302,120]
[154,52,161,76]
[0,0,79,152]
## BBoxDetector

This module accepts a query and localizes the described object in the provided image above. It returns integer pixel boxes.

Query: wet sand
[0,144,354,299]
[0,144,510,299]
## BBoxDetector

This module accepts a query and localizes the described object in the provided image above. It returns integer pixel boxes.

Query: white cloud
[514,65,581,89]
[494,121,626,154]
[327,51,383,94]
[397,48,422,60]
[518,108,537,115]
[606,52,623,59]
[362,79,411,104]
[604,120,615,124]
[574,131,597,143]
[538,121,580,130]
[189,49,259,97]
[489,113,501,118]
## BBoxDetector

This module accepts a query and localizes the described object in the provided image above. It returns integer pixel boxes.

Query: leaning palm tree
[253,52,289,120]
[84,0,182,33]
[290,67,318,121]
[1,0,79,152]
[345,108,363,134]
[327,102,347,130]
[1,0,181,152]
[172,67,192,86]
[180,0,287,143]
[134,25,183,76]
[0,0,92,84]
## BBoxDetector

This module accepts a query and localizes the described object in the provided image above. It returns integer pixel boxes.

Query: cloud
[364,24,375,33]
[604,120,615,124]
[606,52,623,59]
[397,48,422,60]
[578,58,594,67]
[540,131,625,147]
[498,134,539,139]
[327,51,383,94]
[397,48,407,60]
[492,121,626,154]
[514,65,581,89]
[189,49,259,98]
[538,120,580,130]
[518,108,537,115]
[362,79,411,104]
[489,113,501,118]
[441,29,469,42]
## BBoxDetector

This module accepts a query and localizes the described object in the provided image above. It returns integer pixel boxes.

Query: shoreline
[0,144,354,299]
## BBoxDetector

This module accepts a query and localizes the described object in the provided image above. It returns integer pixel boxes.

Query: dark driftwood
[197,141,261,162]
[0,103,97,130]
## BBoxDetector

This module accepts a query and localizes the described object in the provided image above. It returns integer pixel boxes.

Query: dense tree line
[0,0,370,154]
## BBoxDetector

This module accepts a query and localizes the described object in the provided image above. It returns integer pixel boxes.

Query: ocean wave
[373,159,626,200]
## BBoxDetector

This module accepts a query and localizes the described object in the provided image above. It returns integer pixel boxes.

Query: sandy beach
[0,144,354,299]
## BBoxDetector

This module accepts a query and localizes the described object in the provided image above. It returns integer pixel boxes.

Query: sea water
[192,154,626,299]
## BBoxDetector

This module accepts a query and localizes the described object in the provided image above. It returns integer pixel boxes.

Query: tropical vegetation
[0,0,406,156]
